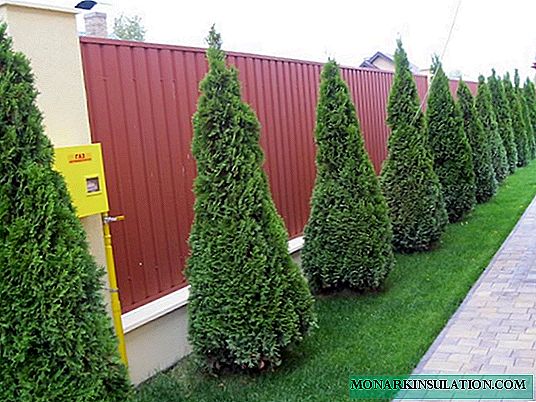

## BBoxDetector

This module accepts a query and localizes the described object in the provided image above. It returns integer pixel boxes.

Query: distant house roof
[360,51,421,74]
[360,59,377,69]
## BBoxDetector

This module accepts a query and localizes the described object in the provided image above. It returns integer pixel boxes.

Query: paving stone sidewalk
[394,196,536,401]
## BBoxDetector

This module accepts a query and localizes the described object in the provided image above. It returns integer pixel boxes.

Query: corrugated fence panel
[80,37,429,311]
[449,79,479,98]
[466,81,478,95]
[224,54,322,239]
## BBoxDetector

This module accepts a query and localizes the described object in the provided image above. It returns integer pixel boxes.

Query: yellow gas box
[53,143,109,218]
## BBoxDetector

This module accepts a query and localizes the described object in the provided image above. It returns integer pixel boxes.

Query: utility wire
[413,0,463,123]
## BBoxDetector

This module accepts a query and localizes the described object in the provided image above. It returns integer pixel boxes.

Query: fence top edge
[79,36,434,79]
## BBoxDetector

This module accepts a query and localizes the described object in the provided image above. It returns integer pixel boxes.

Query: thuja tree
[503,72,529,166]
[457,80,496,203]
[380,40,447,252]
[187,28,316,371]
[426,58,475,222]
[301,60,394,293]
[488,70,517,172]
[523,78,536,150]
[0,24,132,401]
[475,76,508,184]
[516,70,536,159]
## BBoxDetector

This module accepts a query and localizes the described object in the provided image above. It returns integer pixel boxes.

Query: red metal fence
[80,37,458,312]
[449,79,478,98]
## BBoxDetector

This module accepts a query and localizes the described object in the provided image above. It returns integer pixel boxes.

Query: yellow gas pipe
[102,213,128,366]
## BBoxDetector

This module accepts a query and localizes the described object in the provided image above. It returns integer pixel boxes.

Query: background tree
[503,72,529,166]
[186,28,316,371]
[380,40,447,252]
[0,24,132,401]
[475,76,508,184]
[448,69,463,80]
[516,70,536,159]
[457,80,496,203]
[302,60,394,293]
[488,71,517,173]
[523,78,536,151]
[426,58,475,222]
[112,13,146,41]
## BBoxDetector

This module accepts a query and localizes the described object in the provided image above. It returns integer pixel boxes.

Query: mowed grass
[135,161,536,402]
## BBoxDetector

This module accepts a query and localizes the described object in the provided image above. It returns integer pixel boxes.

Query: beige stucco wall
[0,2,92,145]
[126,306,191,384]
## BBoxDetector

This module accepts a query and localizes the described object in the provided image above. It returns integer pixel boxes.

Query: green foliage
[426,59,475,222]
[112,14,146,41]
[386,41,424,130]
[475,76,508,184]
[0,24,132,401]
[301,60,394,292]
[517,72,536,159]
[457,81,496,203]
[186,27,316,371]
[488,71,517,173]
[135,374,188,402]
[136,162,536,402]
[381,40,447,252]
[523,78,536,154]
[503,72,530,166]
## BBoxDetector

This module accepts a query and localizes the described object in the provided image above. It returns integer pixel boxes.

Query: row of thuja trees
[4,17,536,398]
[187,29,536,372]
[382,43,536,256]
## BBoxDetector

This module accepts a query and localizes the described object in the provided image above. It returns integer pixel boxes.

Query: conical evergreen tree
[503,72,529,166]
[517,72,536,159]
[475,76,508,184]
[426,58,475,222]
[380,40,447,252]
[186,28,316,371]
[457,80,496,203]
[0,24,132,401]
[302,60,394,293]
[523,78,536,152]
[488,70,517,173]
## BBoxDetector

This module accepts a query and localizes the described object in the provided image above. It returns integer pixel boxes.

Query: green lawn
[135,161,536,402]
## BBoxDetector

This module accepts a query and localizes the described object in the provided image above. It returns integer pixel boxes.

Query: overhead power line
[413,0,463,123]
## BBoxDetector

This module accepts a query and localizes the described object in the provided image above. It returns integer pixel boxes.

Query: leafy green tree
[523,78,536,152]
[186,28,316,371]
[380,40,447,252]
[503,72,529,166]
[516,70,536,159]
[426,58,475,222]
[457,80,496,203]
[112,14,146,41]
[488,70,517,172]
[0,24,132,401]
[475,76,508,184]
[302,60,394,293]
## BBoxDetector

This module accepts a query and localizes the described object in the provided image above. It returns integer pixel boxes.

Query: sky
[50,0,536,81]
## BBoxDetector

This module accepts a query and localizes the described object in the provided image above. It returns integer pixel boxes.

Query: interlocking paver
[393,196,536,401]
[514,358,534,367]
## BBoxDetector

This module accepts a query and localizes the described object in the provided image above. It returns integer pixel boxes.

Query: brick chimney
[84,12,108,37]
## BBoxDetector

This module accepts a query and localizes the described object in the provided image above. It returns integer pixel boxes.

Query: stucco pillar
[0,1,111,307]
